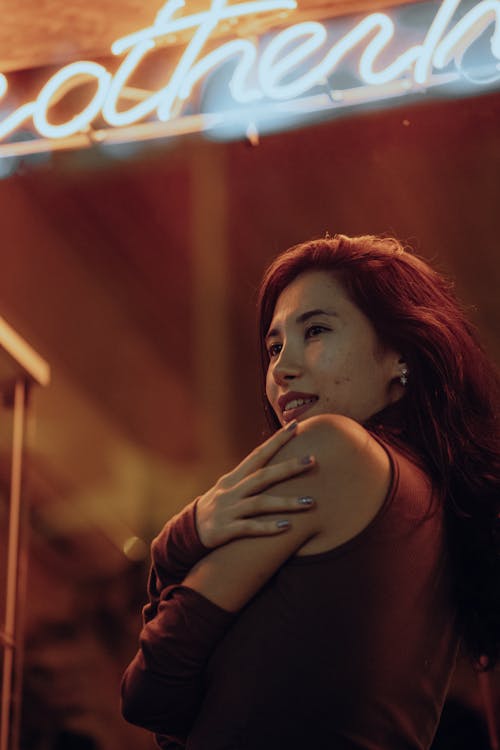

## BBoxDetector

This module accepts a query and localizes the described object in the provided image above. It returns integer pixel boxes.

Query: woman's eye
[268,343,282,358]
[306,325,328,338]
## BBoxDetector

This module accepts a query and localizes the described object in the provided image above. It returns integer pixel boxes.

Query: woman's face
[265,270,404,426]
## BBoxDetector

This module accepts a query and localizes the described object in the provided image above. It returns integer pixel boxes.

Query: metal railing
[0,317,50,750]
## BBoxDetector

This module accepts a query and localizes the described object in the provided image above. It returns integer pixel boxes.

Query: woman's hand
[195,421,316,549]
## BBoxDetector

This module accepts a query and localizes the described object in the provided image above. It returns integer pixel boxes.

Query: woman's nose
[272,345,302,384]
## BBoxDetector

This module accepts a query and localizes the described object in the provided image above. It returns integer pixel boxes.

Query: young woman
[121,234,500,750]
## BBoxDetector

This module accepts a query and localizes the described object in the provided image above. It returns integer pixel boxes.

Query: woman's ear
[395,356,409,387]
[387,353,407,382]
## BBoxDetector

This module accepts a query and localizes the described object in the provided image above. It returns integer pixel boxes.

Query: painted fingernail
[276,520,290,528]
[285,420,298,432]
[300,455,314,465]
[298,496,314,506]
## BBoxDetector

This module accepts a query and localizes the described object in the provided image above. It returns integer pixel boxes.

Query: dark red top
[121,434,460,750]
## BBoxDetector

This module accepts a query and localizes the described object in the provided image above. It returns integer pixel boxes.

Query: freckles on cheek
[333,377,351,385]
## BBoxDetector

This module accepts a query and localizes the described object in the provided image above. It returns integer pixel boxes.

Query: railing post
[0,317,50,750]
[1,380,27,750]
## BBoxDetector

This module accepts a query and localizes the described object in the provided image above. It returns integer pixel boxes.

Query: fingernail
[300,455,314,465]
[285,420,298,432]
[298,496,314,506]
[276,520,290,528]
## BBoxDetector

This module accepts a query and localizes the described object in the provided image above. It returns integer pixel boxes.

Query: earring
[400,366,409,387]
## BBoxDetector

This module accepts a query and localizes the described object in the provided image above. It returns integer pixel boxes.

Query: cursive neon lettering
[178,39,261,103]
[0,0,498,155]
[34,62,112,138]
[157,0,231,120]
[258,22,327,99]
[433,0,500,71]
[111,0,296,54]
[102,41,160,126]
[104,0,292,123]
[357,14,422,85]
[413,0,461,83]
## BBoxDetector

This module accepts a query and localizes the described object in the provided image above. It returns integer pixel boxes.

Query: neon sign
[0,0,499,156]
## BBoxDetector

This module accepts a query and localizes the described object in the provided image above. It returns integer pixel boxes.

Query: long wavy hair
[257,234,500,670]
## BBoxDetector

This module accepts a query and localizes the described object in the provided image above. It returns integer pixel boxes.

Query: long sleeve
[121,499,235,746]
[121,584,235,742]
[145,497,211,620]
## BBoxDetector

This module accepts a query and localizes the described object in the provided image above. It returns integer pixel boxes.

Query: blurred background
[0,0,499,748]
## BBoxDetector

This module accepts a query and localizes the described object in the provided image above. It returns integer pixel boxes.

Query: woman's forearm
[121,583,235,740]
[144,498,211,624]
[122,500,229,741]
[150,498,210,589]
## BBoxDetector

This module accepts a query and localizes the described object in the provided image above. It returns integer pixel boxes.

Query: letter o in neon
[34,62,112,139]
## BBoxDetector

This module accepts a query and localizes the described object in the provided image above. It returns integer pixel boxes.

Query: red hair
[257,234,500,669]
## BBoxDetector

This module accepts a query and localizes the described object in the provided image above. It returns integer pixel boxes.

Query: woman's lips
[282,398,318,423]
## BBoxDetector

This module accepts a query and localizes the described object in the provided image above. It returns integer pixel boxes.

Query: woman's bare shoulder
[268,414,392,551]
[290,413,389,474]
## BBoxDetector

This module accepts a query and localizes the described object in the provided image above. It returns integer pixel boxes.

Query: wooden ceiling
[0,0,424,73]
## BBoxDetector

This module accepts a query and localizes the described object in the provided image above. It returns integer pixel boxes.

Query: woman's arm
[123,474,318,741]
[145,419,320,617]
[121,583,235,741]
[121,416,390,740]
[150,498,209,586]
[183,415,391,612]
[144,497,211,627]
[122,501,226,745]
[121,421,318,740]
